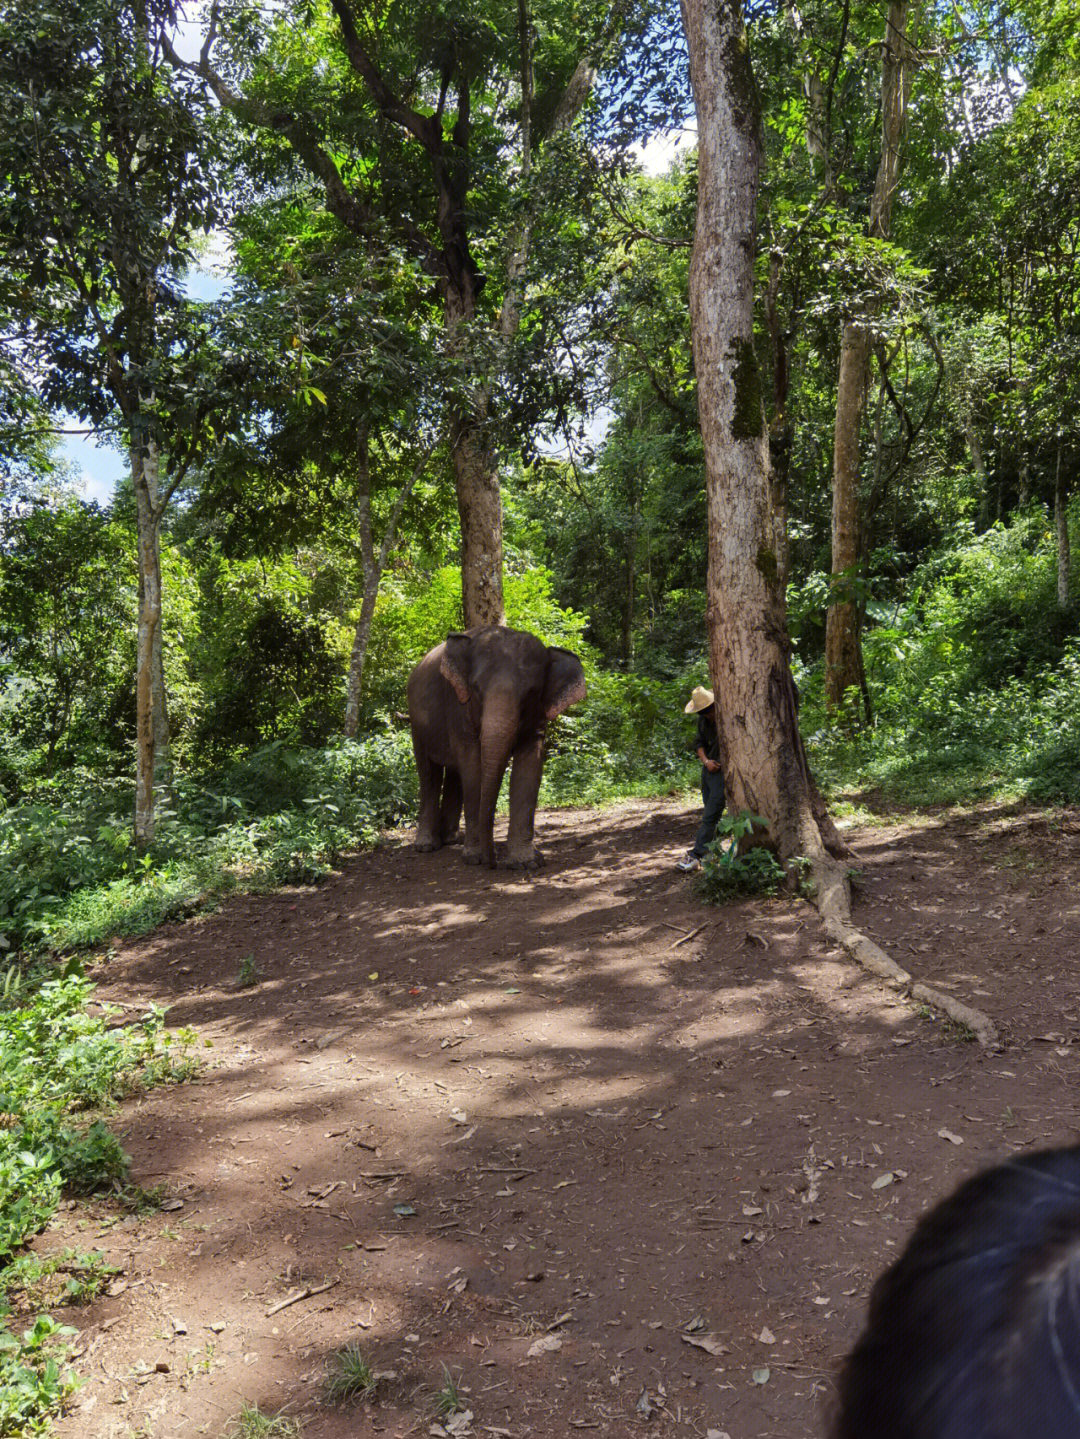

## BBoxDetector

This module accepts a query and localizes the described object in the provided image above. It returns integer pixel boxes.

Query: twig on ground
[265,1278,338,1316]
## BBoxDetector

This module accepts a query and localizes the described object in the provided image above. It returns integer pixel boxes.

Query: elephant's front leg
[505,735,546,868]
[457,748,485,865]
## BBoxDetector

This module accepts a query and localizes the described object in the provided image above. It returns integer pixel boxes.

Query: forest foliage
[1,0,1080,1424]
[1,0,1078,954]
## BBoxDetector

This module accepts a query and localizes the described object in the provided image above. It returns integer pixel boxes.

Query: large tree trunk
[675,0,1005,1053]
[445,280,505,629]
[825,0,915,714]
[131,423,163,852]
[679,0,844,871]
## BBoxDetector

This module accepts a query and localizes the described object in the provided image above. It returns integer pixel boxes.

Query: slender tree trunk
[344,427,437,737]
[1018,448,1032,507]
[131,421,162,851]
[826,320,871,712]
[1056,438,1071,610]
[966,407,990,527]
[825,0,915,714]
[141,432,173,803]
[679,0,845,870]
[344,583,381,738]
[764,248,792,597]
[152,627,172,800]
[622,542,635,665]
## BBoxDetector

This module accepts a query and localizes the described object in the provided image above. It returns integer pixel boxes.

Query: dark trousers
[692,766,727,858]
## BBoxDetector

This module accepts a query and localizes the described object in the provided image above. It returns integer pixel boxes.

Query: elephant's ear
[439,632,472,704]
[544,647,587,719]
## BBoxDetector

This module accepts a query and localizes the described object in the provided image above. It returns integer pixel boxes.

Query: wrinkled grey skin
[407,626,587,869]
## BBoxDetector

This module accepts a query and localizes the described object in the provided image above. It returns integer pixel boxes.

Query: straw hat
[684,686,715,714]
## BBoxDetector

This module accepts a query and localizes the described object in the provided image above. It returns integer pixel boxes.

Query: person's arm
[696,714,722,771]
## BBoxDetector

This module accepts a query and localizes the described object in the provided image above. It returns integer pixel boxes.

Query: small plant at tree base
[697,812,785,902]
[224,1403,302,1437]
[236,954,260,989]
[323,1345,377,1403]
[789,854,816,899]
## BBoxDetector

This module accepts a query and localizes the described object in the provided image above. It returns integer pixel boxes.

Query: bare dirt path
[40,798,1080,1439]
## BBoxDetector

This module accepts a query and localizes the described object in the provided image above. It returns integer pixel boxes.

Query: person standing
[677,686,726,872]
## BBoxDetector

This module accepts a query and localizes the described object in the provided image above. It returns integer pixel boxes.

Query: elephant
[407,625,587,869]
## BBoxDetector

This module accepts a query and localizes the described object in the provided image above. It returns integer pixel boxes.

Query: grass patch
[224,1403,303,1437]
[324,1344,378,1403]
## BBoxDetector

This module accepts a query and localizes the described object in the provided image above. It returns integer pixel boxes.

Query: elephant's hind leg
[439,768,463,844]
[414,753,445,851]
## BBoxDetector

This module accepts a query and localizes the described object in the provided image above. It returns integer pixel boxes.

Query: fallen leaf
[757,1326,775,1345]
[680,1332,728,1356]
[752,1367,771,1385]
[450,1109,469,1124]
[871,1172,895,1190]
[937,1128,964,1145]
[526,1334,562,1358]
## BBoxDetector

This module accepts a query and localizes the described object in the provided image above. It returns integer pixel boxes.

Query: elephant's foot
[414,835,441,852]
[461,847,483,865]
[440,827,462,846]
[503,847,544,870]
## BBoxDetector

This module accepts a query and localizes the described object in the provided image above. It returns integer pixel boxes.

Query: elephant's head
[439,627,586,722]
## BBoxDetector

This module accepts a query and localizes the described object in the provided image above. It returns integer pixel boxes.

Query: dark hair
[832,1146,1080,1439]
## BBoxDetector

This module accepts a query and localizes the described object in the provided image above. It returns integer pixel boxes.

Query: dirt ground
[35,797,1080,1439]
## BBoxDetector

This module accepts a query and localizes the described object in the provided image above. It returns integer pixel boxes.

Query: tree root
[809,854,999,1048]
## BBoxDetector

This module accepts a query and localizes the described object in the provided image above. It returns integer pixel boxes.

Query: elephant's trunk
[477,688,519,865]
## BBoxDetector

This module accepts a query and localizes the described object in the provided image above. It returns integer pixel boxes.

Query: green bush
[696,813,786,902]
[0,966,196,1433]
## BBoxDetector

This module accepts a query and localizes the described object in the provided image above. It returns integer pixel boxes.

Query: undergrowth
[0,962,197,1434]
[0,730,418,955]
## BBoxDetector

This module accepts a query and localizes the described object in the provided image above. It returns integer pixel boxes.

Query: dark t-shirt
[696,709,721,763]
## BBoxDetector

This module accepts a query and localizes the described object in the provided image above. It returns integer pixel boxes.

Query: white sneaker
[676,852,701,873]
